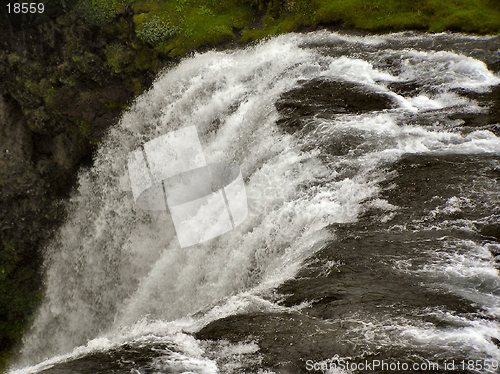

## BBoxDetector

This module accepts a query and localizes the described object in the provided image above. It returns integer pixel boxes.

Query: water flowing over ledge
[11,31,500,373]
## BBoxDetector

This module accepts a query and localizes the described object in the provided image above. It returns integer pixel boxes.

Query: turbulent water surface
[9,31,500,373]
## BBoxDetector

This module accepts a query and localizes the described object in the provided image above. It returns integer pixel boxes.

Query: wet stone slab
[275,79,394,133]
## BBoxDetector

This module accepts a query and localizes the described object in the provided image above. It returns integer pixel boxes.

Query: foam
[14,30,500,372]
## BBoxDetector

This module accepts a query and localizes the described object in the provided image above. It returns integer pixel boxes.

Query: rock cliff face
[0,94,45,367]
[0,7,153,366]
[0,95,33,178]
[0,95,42,252]
[0,8,153,250]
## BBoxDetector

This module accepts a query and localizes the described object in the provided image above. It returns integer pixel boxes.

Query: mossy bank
[0,0,499,371]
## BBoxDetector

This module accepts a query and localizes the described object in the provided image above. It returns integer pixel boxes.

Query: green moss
[135,14,179,45]
[6,53,21,66]
[103,100,128,110]
[127,0,499,58]
[134,48,159,71]
[76,0,133,24]
[312,0,500,33]
[28,107,50,133]
[78,120,92,138]
[0,243,42,372]
[128,78,145,96]
[71,52,93,66]
[79,91,93,103]
[131,0,254,56]
[428,2,500,33]
[0,350,9,374]
[105,43,134,74]
[132,0,161,13]
[43,86,57,107]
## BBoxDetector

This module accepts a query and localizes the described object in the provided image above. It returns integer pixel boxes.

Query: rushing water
[9,31,500,373]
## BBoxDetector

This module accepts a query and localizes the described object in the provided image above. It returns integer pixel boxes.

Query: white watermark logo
[128,126,248,248]
[305,356,499,372]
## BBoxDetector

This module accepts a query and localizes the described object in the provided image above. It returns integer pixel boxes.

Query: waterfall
[14,31,500,372]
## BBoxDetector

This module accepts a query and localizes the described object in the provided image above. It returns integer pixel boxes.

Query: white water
[12,31,500,373]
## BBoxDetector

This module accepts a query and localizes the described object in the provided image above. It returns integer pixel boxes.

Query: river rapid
[9,31,500,373]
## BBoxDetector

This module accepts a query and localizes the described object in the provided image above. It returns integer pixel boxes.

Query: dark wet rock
[492,337,500,348]
[37,342,175,374]
[196,152,499,373]
[479,223,500,241]
[448,85,500,131]
[379,154,498,219]
[0,95,47,242]
[493,125,500,136]
[276,79,394,133]
[278,225,477,319]
[196,312,356,374]
[51,132,87,171]
[387,80,423,97]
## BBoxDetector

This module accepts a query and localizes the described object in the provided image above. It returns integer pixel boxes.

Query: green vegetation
[312,0,500,34]
[75,0,132,24]
[129,0,255,55]
[78,0,500,57]
[0,243,41,370]
[105,43,134,74]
